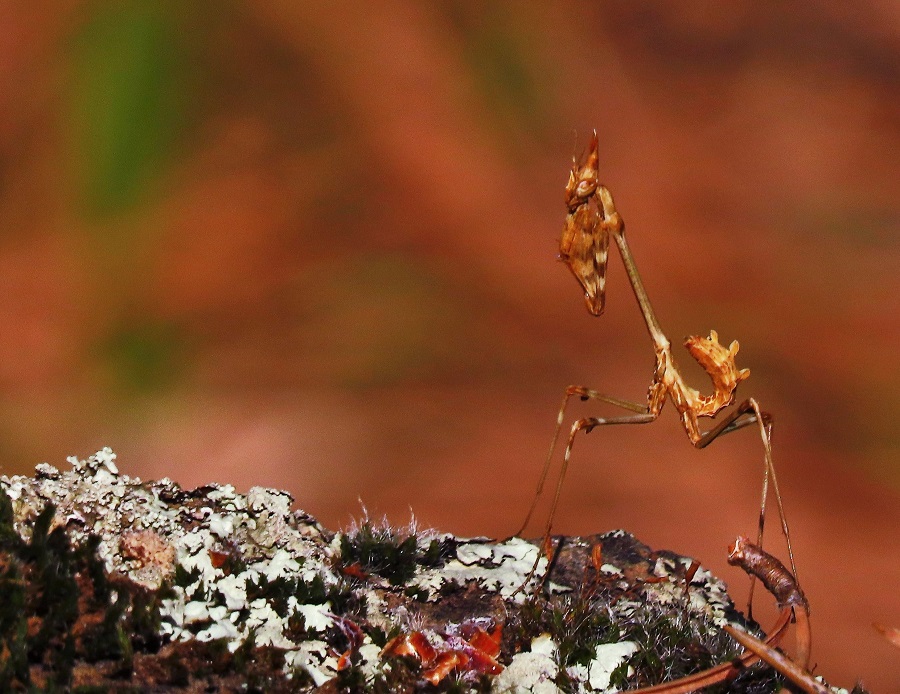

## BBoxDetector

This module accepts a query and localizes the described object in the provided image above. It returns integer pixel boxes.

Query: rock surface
[0,449,829,692]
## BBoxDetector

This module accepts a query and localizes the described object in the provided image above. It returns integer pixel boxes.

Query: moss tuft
[0,486,176,688]
[505,575,791,694]
[338,520,454,588]
[339,523,419,586]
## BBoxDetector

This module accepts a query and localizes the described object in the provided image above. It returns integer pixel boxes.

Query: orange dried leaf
[339,562,369,579]
[468,649,504,676]
[423,652,467,686]
[208,549,229,569]
[409,631,437,663]
[467,627,501,658]
[381,633,417,659]
[336,650,352,671]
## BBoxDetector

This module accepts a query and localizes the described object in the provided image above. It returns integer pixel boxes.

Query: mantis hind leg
[696,398,797,613]
[541,411,657,543]
[514,385,649,539]
[515,408,657,596]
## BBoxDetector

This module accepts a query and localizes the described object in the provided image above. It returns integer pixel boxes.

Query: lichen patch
[411,537,551,602]
[1,450,839,692]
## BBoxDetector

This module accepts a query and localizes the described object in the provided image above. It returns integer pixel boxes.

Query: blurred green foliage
[68,3,188,222]
[443,4,551,142]
[99,319,189,393]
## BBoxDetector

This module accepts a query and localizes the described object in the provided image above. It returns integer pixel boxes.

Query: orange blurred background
[1,2,898,689]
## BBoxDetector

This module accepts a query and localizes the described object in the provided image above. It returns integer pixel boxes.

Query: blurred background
[1,1,898,688]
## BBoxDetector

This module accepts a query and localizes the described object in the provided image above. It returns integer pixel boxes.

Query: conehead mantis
[519,132,798,608]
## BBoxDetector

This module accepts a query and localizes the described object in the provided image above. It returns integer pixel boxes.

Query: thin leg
[514,385,648,537]
[696,398,797,611]
[541,412,657,542]
[515,409,656,596]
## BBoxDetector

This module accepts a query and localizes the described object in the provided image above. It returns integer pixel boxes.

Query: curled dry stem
[723,622,828,694]
[629,536,816,694]
[725,536,829,694]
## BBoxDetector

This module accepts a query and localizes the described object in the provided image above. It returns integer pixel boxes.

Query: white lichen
[1,448,342,679]
[493,635,560,693]
[642,556,731,627]
[411,536,559,603]
[0,450,796,692]
[283,640,338,685]
[587,641,638,691]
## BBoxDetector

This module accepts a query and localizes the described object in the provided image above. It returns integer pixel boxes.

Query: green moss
[339,525,419,586]
[338,522,453,588]
[509,590,623,691]
[128,584,169,652]
[362,624,392,649]
[366,654,420,693]
[77,535,111,604]
[403,586,429,601]
[0,495,80,688]
[418,537,455,568]
[0,485,17,544]
[612,601,794,693]
[0,553,29,687]
[216,547,248,577]
[241,570,362,627]
[333,659,368,691]
[80,591,128,662]
[173,562,201,588]
[507,579,790,694]
[0,486,175,688]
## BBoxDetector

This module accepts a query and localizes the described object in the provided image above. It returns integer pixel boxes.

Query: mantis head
[559,132,613,316]
[564,131,600,210]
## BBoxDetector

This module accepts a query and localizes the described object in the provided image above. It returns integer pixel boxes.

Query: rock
[0,448,826,692]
